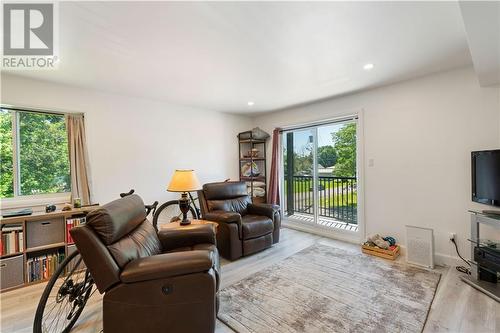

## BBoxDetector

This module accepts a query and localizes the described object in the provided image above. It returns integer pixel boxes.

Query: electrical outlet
[449,233,456,241]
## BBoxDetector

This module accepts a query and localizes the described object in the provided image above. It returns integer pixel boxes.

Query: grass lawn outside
[284,176,356,193]
[283,176,357,213]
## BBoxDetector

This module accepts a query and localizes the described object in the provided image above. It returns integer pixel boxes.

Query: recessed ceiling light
[247,101,255,106]
[363,63,374,71]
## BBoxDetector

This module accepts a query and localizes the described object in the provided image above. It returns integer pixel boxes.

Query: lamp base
[180,218,191,226]
[179,192,192,226]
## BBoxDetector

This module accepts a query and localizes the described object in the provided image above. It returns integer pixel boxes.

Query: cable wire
[451,238,471,275]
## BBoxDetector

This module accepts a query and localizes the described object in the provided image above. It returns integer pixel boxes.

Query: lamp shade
[167,170,201,192]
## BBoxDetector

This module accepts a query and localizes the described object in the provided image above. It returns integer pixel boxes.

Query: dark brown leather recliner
[70,194,220,333]
[198,181,281,260]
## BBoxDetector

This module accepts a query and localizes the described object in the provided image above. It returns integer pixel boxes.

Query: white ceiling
[4,1,472,113]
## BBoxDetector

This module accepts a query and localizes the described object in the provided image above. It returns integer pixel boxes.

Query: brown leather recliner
[198,181,281,260]
[70,194,220,333]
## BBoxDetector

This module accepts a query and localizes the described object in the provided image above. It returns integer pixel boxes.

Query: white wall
[252,66,500,264]
[1,74,252,206]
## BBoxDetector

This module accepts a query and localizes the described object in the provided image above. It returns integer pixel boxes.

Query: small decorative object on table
[167,169,202,225]
[62,203,73,211]
[362,234,400,260]
[45,204,56,213]
[73,198,82,208]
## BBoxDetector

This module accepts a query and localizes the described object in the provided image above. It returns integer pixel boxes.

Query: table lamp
[167,169,201,225]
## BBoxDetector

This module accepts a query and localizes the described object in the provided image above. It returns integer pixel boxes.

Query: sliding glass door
[283,128,316,221]
[281,118,359,233]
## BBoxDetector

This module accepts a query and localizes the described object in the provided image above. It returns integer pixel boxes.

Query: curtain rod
[1,104,84,117]
[278,114,358,133]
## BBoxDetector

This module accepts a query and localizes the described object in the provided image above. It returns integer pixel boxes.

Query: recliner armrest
[158,224,216,252]
[204,211,243,240]
[203,211,242,226]
[121,250,214,283]
[247,203,280,220]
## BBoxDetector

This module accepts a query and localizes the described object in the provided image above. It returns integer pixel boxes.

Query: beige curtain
[268,128,281,205]
[66,114,92,205]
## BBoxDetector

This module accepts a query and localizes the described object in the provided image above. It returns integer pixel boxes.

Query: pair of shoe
[366,234,390,249]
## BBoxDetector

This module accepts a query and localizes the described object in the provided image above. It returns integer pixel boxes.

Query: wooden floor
[1,227,498,333]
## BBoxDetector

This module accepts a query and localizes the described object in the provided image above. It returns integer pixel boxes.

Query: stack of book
[66,217,86,244]
[27,251,65,283]
[1,225,24,256]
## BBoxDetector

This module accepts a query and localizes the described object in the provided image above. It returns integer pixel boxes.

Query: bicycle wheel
[33,250,95,333]
[153,200,197,230]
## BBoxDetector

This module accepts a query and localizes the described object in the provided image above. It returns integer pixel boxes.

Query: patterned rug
[218,244,441,333]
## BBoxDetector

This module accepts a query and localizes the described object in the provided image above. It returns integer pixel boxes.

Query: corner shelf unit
[238,131,268,204]
[0,206,97,292]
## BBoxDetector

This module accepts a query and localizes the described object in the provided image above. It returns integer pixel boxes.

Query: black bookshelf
[238,131,268,203]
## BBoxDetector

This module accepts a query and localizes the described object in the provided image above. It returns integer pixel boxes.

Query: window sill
[1,193,71,212]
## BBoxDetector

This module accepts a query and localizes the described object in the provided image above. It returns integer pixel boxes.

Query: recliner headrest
[203,181,248,200]
[86,194,147,245]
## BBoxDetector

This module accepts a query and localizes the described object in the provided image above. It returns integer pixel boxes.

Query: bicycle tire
[153,200,197,230]
[33,250,94,333]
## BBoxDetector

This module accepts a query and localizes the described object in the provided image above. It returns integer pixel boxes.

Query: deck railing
[285,175,357,224]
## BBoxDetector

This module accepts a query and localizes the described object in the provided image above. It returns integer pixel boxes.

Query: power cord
[451,238,471,275]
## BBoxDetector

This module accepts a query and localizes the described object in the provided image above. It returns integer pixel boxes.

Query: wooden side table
[158,219,218,232]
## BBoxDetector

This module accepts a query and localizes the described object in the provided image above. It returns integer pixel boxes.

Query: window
[0,108,71,198]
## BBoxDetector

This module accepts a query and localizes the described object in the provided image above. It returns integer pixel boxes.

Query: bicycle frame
[187,192,201,219]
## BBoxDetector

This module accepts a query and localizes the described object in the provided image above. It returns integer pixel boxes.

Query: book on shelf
[27,250,65,283]
[1,225,24,256]
[66,217,86,244]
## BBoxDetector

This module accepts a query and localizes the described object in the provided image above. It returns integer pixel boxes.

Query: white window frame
[1,106,72,209]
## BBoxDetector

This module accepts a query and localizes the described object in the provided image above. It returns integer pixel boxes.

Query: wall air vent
[405,225,434,269]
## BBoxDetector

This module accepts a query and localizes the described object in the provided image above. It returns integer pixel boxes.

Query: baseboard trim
[434,252,464,268]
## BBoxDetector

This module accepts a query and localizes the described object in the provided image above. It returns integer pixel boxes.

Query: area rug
[218,244,441,333]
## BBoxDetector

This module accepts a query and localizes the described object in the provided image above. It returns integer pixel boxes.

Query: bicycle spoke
[35,251,95,333]
[42,300,60,320]
[46,301,64,332]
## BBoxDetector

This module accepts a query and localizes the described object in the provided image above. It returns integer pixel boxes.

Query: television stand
[482,210,500,217]
[463,211,500,302]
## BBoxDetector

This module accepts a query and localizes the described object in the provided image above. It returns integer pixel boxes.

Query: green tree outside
[283,124,356,177]
[0,110,14,197]
[317,145,337,168]
[332,123,357,177]
[0,110,71,198]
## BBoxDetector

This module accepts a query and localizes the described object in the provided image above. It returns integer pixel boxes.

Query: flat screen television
[472,149,500,207]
